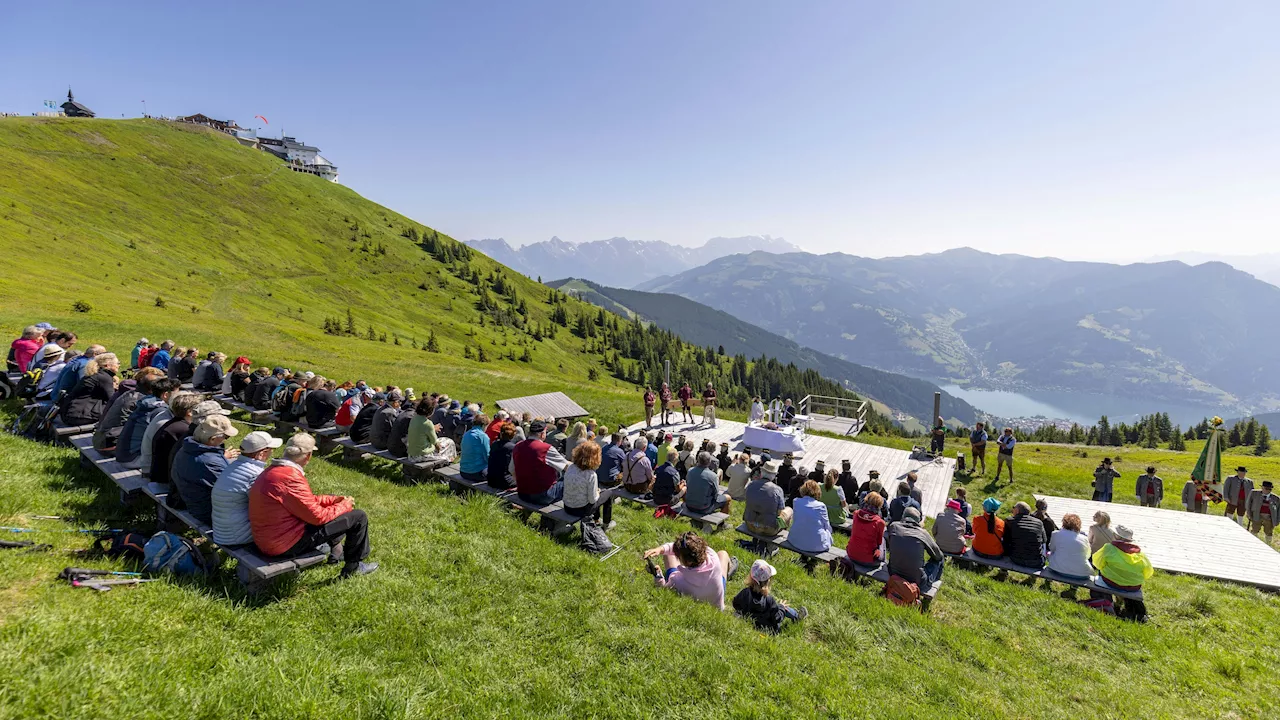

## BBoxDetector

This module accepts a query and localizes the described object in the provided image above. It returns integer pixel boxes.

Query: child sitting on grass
[732,559,807,633]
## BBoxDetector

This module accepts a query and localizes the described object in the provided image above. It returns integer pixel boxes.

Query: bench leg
[342,446,366,461]
[236,563,271,596]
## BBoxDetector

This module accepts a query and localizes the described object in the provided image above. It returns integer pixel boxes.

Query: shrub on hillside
[71,300,92,313]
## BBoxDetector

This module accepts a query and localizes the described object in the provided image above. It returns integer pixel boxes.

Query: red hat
[234,356,251,365]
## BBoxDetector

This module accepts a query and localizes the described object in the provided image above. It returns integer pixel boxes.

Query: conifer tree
[1256,425,1272,456]
[345,308,357,336]
[1243,418,1258,447]
[1169,426,1186,451]
[426,331,440,353]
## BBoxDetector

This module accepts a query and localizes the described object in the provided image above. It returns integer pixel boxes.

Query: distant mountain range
[547,277,980,428]
[1145,251,1280,289]
[465,235,799,288]
[635,248,1280,414]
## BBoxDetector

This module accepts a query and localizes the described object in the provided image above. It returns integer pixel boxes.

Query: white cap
[749,559,777,584]
[240,431,283,454]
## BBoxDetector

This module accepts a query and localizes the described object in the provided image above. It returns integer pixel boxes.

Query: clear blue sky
[4,2,1278,260]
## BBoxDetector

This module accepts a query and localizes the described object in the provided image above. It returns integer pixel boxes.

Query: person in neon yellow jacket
[1091,524,1154,592]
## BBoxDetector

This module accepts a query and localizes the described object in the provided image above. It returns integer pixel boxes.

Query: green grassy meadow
[2,117,1280,719]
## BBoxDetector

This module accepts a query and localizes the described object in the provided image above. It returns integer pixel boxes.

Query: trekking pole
[60,567,143,581]
[1,527,34,533]
[600,531,643,561]
[70,578,160,592]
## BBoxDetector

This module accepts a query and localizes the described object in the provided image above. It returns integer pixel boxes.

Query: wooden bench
[273,417,345,453]
[212,394,274,423]
[140,482,327,594]
[434,464,582,536]
[51,420,97,445]
[953,549,1144,602]
[835,556,943,611]
[333,437,451,482]
[69,433,145,503]
[613,487,730,532]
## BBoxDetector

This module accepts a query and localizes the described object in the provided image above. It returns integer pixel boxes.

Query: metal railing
[799,394,869,435]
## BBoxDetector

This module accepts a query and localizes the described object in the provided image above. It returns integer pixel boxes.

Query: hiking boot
[605,520,618,531]
[794,606,809,621]
[726,556,740,580]
[340,561,379,578]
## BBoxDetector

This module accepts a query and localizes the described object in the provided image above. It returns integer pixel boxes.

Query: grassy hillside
[548,277,979,426]
[0,118,640,423]
[3,118,1280,719]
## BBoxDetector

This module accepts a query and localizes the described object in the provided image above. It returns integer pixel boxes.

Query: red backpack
[884,575,921,607]
[335,398,356,427]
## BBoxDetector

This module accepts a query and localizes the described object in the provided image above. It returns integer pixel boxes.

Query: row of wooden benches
[68,433,328,594]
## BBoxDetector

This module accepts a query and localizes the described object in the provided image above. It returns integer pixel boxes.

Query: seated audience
[888,481,921,523]
[652,456,684,506]
[726,453,752,502]
[1004,501,1048,569]
[971,497,1005,559]
[9,326,44,373]
[485,411,508,442]
[1091,525,1154,593]
[135,392,197,474]
[193,351,227,391]
[304,378,341,428]
[406,399,440,459]
[932,499,968,555]
[92,366,160,451]
[249,433,378,578]
[61,352,121,428]
[954,487,972,533]
[171,415,239,525]
[1046,513,1092,580]
[563,441,615,526]
[887,506,943,587]
[845,491,887,566]
[116,378,181,465]
[252,367,286,410]
[349,391,380,443]
[732,559,807,633]
[51,344,102,402]
[821,469,849,524]
[458,413,490,480]
[512,420,569,505]
[904,470,923,504]
[487,422,519,490]
[643,531,738,610]
[623,437,656,494]
[1032,498,1058,540]
[369,391,402,449]
[1088,511,1116,555]
[744,461,792,538]
[387,399,416,458]
[789,480,833,553]
[211,431,282,546]
[563,421,588,460]
[685,451,731,514]
[597,431,627,491]
[32,345,68,401]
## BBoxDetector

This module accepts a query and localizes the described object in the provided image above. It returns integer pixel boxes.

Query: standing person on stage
[1092,458,1120,503]
[702,382,717,428]
[930,416,946,455]
[1224,466,1253,526]
[749,396,765,425]
[1135,466,1164,508]
[643,386,656,428]
[659,382,673,425]
[1247,481,1279,545]
[995,427,1016,483]
[768,396,783,424]
[678,382,694,423]
[969,422,988,475]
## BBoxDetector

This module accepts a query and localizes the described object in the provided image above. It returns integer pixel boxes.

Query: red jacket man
[248,433,377,578]
[511,420,569,502]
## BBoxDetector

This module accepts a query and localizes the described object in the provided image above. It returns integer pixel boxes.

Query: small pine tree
[379,331,388,343]
[426,331,440,353]
[463,346,475,360]
[1229,423,1243,447]
[477,346,489,362]
[345,308,357,336]
[1168,425,1186,451]
[1243,418,1258,447]
[588,367,599,381]
[1256,425,1272,456]
[393,334,400,346]
[366,325,378,341]
[520,346,532,363]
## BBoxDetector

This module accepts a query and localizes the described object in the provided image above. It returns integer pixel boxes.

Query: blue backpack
[142,532,209,576]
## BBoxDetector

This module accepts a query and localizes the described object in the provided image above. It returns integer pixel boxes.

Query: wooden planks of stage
[622,418,954,518]
[805,413,865,437]
[1035,495,1280,591]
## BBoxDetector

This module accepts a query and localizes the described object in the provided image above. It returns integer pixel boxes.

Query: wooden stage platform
[622,418,954,518]
[1036,495,1280,591]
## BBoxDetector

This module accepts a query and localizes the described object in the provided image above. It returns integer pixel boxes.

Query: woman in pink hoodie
[644,531,740,610]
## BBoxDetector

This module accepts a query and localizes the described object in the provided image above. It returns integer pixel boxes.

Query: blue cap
[272,366,285,375]
[373,392,387,401]
[983,497,1002,513]
[35,322,54,330]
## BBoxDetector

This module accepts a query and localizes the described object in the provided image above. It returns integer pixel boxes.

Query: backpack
[1084,596,1116,616]
[270,383,294,414]
[94,530,150,560]
[142,532,209,576]
[578,520,614,555]
[15,367,43,399]
[884,575,921,607]
[290,388,309,419]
